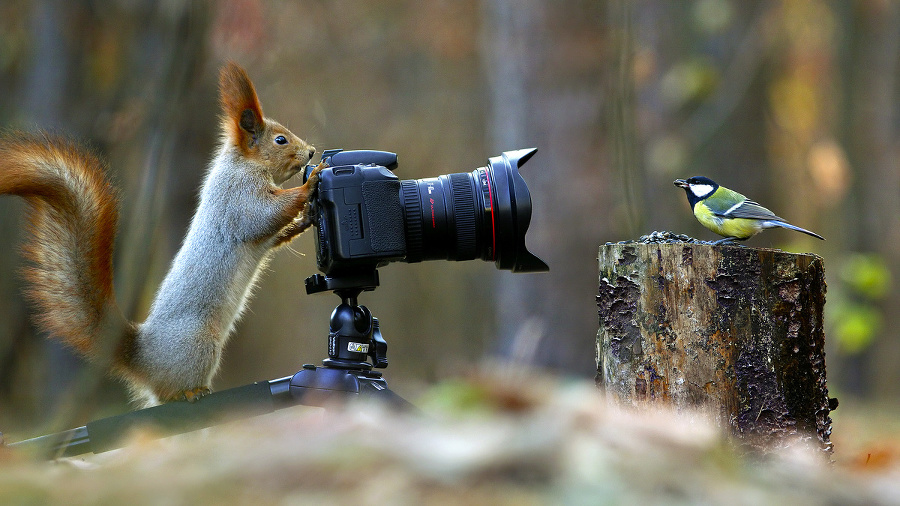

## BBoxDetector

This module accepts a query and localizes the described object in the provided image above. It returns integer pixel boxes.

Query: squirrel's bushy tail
[0,131,134,363]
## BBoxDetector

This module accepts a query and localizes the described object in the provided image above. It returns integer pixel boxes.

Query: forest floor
[1,371,898,505]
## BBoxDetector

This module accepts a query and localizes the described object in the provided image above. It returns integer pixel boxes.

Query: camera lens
[400,148,548,273]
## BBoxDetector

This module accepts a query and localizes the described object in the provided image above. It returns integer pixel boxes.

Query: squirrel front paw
[167,386,211,403]
[301,161,325,212]
[305,161,325,189]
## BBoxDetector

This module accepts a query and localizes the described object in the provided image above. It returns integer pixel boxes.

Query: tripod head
[288,269,397,407]
[305,270,387,371]
[290,269,394,406]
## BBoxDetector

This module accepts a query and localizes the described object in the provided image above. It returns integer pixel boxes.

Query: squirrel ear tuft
[239,109,258,135]
[219,62,264,146]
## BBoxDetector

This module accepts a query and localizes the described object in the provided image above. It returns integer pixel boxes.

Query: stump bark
[596,240,834,454]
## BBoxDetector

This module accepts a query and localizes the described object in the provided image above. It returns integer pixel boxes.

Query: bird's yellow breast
[693,202,762,239]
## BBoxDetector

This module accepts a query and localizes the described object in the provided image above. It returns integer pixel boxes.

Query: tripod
[8,270,410,458]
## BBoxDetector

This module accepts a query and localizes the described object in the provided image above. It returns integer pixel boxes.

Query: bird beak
[674,179,688,188]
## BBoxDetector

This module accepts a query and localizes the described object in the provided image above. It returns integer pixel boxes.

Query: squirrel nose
[308,147,316,159]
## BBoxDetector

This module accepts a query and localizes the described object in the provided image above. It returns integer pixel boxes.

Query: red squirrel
[0,62,323,407]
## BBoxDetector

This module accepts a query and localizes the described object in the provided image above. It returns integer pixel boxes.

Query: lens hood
[488,148,549,273]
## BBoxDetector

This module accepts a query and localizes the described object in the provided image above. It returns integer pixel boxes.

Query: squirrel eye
[274,135,288,145]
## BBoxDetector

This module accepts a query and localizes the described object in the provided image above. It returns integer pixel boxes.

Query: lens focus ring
[449,173,477,260]
[400,180,424,262]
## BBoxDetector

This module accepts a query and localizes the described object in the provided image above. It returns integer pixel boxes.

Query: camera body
[312,153,406,276]
[304,148,548,282]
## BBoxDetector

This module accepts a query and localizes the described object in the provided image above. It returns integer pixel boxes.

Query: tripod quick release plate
[305,272,380,295]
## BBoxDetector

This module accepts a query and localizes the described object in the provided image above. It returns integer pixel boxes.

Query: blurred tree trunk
[481,0,608,373]
[608,0,643,235]
[113,1,213,322]
[23,0,82,414]
[481,0,543,366]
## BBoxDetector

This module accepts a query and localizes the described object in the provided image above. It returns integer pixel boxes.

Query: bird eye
[274,135,288,145]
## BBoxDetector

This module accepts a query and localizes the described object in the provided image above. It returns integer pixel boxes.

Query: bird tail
[762,220,825,240]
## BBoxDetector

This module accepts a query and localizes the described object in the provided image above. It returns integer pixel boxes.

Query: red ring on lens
[485,168,497,261]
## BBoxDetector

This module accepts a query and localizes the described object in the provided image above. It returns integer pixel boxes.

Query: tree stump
[596,236,834,455]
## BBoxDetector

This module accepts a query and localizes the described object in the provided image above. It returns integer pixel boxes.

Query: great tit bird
[674,176,824,244]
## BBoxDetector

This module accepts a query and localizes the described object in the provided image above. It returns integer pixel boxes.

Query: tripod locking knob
[370,318,388,368]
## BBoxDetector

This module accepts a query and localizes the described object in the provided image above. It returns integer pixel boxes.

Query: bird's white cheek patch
[690,184,714,198]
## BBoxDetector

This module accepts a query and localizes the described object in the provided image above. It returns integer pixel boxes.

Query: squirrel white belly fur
[0,62,323,407]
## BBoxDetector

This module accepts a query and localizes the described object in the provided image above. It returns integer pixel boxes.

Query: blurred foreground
[2,372,899,505]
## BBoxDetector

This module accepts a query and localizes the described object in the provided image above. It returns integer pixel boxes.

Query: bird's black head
[674,176,719,208]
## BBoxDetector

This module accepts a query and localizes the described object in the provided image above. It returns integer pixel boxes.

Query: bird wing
[700,186,784,220]
[719,199,785,221]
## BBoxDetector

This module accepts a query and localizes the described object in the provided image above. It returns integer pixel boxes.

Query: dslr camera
[301,148,548,283]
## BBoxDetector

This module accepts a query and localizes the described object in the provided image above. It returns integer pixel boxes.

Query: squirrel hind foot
[166,386,211,404]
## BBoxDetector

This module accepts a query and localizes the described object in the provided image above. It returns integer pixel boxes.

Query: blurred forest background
[0,0,897,435]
